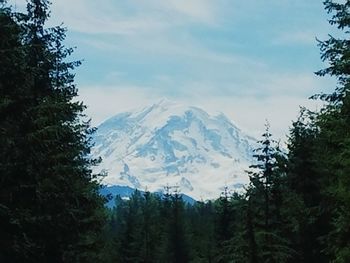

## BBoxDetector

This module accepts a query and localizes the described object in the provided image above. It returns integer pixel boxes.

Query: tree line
[100,111,346,263]
[1,0,350,262]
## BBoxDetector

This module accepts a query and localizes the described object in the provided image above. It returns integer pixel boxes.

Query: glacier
[92,99,257,200]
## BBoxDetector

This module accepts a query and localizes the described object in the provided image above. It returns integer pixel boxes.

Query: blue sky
[12,0,338,139]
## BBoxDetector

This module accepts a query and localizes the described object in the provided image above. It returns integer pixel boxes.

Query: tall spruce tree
[311,1,350,261]
[139,191,162,263]
[246,122,292,263]
[0,1,106,262]
[188,200,215,262]
[0,2,35,260]
[221,193,252,263]
[118,190,144,263]
[214,187,234,263]
[166,190,191,263]
[286,109,331,263]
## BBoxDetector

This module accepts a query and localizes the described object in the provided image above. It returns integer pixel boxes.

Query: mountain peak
[153,97,178,108]
[92,101,256,200]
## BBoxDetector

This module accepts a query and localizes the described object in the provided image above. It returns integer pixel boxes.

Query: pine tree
[246,122,292,263]
[188,200,215,262]
[221,193,252,263]
[286,109,331,263]
[311,1,350,261]
[0,1,106,261]
[0,2,36,261]
[214,187,234,263]
[118,190,144,263]
[168,189,191,263]
[140,191,162,263]
[246,196,258,263]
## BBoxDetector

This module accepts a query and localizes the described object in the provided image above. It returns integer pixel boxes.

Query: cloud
[78,83,319,141]
[44,0,219,36]
[273,31,317,46]
[47,0,163,35]
[255,72,333,97]
[155,0,217,23]
[272,27,337,47]
[78,68,334,141]
[8,0,336,141]
[78,85,157,125]
[192,95,323,141]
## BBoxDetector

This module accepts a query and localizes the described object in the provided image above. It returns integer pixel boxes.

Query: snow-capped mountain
[92,99,256,200]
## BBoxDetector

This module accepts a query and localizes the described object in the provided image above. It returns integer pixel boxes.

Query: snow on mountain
[92,99,257,200]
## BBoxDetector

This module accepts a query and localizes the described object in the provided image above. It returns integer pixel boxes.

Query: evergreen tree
[246,122,292,263]
[139,191,161,263]
[221,193,252,263]
[311,1,350,261]
[188,200,215,263]
[0,1,106,261]
[118,190,144,263]
[286,109,330,263]
[213,187,234,263]
[166,189,191,263]
[0,2,36,260]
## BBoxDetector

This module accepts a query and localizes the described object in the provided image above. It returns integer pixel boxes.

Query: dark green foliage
[104,191,228,263]
[311,1,350,261]
[165,192,191,263]
[213,187,235,263]
[245,123,293,263]
[187,200,216,262]
[0,1,106,262]
[217,193,252,263]
[285,109,332,263]
[102,192,165,262]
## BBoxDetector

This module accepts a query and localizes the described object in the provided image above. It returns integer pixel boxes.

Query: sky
[11,0,338,139]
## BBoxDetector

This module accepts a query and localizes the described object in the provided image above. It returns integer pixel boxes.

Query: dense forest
[1,0,350,262]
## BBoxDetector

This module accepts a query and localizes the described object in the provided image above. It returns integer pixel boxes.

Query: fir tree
[246,122,293,263]
[214,187,234,263]
[286,109,330,263]
[0,3,36,260]
[166,189,191,263]
[0,1,106,261]
[188,200,215,262]
[311,1,350,261]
